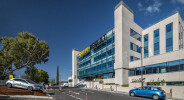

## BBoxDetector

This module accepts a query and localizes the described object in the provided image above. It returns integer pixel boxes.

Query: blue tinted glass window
[144,34,149,58]
[154,29,160,55]
[146,65,152,74]
[166,23,173,52]
[130,42,141,53]
[167,60,180,72]
[129,68,135,76]
[130,29,141,41]
[180,60,184,70]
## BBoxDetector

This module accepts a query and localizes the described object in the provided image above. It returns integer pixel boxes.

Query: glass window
[180,60,184,70]
[154,29,160,55]
[167,60,180,72]
[130,29,141,41]
[152,64,159,74]
[144,34,149,58]
[129,68,135,76]
[166,81,184,86]
[130,42,141,53]
[146,65,152,74]
[135,67,141,75]
[159,63,167,73]
[166,23,173,52]
[179,22,184,49]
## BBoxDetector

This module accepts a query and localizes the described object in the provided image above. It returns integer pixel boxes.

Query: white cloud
[137,0,162,15]
[138,2,142,7]
[172,0,184,4]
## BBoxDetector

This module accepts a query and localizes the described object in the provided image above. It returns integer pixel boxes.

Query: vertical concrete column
[72,49,80,87]
[114,1,134,85]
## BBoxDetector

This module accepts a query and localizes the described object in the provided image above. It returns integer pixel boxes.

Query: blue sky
[0,0,184,81]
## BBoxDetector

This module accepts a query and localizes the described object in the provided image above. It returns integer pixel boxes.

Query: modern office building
[72,1,184,86]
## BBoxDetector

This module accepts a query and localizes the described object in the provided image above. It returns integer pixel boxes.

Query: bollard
[170,88,172,97]
[86,93,87,100]
[59,86,62,92]
[110,86,112,91]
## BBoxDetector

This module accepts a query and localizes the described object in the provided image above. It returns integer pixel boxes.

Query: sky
[0,0,184,81]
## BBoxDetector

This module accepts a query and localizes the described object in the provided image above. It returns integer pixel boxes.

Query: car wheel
[130,92,135,97]
[7,83,12,88]
[28,86,33,91]
[153,94,159,100]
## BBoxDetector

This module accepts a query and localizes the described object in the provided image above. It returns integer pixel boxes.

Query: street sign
[9,75,13,79]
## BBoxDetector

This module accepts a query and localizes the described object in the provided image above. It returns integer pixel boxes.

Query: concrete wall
[142,13,180,57]
[103,78,115,84]
[72,49,80,87]
[129,48,184,68]
[129,71,184,84]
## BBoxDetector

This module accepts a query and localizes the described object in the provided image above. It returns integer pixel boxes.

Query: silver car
[6,78,42,91]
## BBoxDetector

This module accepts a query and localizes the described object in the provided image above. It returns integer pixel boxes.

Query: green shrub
[121,84,129,87]
[99,80,103,84]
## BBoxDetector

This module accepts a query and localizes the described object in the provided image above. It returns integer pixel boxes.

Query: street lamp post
[140,46,144,87]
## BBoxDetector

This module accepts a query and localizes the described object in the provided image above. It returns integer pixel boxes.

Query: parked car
[6,78,42,91]
[129,86,166,100]
[62,82,69,87]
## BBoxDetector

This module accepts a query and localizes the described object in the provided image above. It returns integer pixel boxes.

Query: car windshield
[157,87,163,91]
[26,80,37,84]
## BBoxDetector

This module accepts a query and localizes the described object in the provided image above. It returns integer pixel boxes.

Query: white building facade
[72,1,184,87]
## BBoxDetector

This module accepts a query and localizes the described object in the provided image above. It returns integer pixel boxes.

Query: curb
[0,95,54,99]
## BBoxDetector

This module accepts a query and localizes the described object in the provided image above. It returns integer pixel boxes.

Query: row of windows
[129,59,184,76]
[130,29,141,41]
[94,36,114,53]
[78,60,91,68]
[130,42,141,53]
[94,48,115,62]
[144,22,174,58]
[78,52,91,62]
[78,60,115,77]
[130,56,140,62]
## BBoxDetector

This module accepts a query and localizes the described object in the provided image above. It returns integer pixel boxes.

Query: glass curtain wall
[77,29,115,80]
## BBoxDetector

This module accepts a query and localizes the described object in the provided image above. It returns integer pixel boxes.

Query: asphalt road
[51,87,152,100]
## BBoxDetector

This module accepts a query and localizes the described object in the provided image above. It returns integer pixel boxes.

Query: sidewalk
[81,88,184,100]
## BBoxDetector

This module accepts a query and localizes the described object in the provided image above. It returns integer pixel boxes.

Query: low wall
[0,80,7,85]
[103,78,115,84]
[83,81,184,99]
[161,86,184,99]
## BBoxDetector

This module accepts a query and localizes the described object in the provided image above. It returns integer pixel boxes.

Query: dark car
[129,86,166,100]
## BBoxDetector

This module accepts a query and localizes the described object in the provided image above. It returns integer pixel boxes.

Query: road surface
[51,87,151,100]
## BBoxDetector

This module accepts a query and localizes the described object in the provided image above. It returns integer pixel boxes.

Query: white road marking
[80,89,94,93]
[63,91,83,100]
[69,91,80,95]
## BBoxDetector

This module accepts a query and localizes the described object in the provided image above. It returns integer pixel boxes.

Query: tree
[0,32,49,79]
[56,66,59,85]
[24,67,49,84]
[37,69,49,84]
[24,66,39,83]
